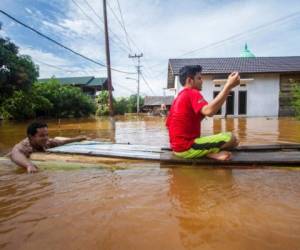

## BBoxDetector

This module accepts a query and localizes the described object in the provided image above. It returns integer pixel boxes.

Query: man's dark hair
[179,65,202,86]
[27,122,48,136]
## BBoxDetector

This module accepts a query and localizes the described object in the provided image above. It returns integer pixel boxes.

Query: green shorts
[174,132,232,159]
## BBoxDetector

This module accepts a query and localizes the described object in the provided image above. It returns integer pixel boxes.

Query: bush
[33,78,96,118]
[0,90,52,119]
[95,91,144,116]
[95,90,110,116]
[114,97,128,115]
[0,78,96,119]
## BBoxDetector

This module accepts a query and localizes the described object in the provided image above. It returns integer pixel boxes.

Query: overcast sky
[1,0,300,96]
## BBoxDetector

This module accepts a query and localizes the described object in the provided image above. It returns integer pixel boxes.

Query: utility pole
[103,0,114,116]
[129,53,143,114]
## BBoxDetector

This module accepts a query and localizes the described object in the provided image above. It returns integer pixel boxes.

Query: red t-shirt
[166,88,208,152]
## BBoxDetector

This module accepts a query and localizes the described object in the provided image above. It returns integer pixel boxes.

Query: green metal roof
[240,43,255,58]
[87,77,107,86]
[38,76,107,87]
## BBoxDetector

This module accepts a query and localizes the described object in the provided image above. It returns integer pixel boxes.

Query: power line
[141,72,156,95]
[107,0,132,53]
[115,0,132,54]
[34,59,106,76]
[180,11,300,57]
[114,82,144,95]
[80,0,131,54]
[147,10,300,71]
[37,60,138,95]
[0,9,136,74]
[107,0,156,78]
[80,0,139,74]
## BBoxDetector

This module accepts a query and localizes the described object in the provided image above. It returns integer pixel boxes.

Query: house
[38,76,109,98]
[167,45,300,117]
[143,96,174,115]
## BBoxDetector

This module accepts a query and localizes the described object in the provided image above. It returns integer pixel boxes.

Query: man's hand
[26,164,38,173]
[224,72,240,90]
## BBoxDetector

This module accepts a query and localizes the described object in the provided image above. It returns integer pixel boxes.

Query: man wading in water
[9,121,87,173]
[166,65,240,160]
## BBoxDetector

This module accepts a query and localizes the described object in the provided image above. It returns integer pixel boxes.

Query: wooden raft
[46,141,300,166]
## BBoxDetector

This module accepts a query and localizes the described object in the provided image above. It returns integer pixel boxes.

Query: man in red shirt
[166,65,240,161]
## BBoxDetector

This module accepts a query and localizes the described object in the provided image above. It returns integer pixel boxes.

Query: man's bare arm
[202,72,240,117]
[56,136,87,145]
[10,148,38,173]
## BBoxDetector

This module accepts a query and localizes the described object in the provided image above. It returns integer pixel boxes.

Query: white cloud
[25,8,33,14]
[5,0,300,97]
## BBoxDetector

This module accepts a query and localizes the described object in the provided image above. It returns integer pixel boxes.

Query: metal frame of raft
[46,141,300,166]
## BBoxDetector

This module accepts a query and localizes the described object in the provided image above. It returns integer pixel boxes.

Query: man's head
[179,65,203,90]
[27,122,49,147]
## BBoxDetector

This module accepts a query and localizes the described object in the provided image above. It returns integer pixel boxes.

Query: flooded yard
[0,116,300,250]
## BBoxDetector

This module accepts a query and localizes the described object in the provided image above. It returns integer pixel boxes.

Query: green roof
[38,76,107,87]
[240,43,255,58]
[87,77,107,86]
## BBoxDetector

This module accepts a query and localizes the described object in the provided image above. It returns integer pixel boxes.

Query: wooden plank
[234,144,300,151]
[45,142,300,166]
[160,150,300,166]
[161,143,300,152]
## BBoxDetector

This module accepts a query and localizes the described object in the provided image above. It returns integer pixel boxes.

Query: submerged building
[167,45,300,117]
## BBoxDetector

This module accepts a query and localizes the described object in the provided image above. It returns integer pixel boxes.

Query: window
[213,91,222,114]
[226,91,235,115]
[238,91,247,115]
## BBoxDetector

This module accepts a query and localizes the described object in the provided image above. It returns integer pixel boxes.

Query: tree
[126,94,144,113]
[0,89,52,120]
[0,78,96,119]
[95,92,145,116]
[33,78,96,118]
[96,90,110,116]
[0,36,39,104]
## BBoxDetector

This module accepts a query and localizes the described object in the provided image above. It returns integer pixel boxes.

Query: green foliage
[0,37,39,104]
[33,78,96,118]
[0,78,96,119]
[292,82,300,118]
[95,92,144,116]
[126,94,144,113]
[96,90,110,116]
[114,97,128,115]
[0,90,52,120]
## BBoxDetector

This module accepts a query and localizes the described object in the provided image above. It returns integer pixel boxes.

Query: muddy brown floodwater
[0,116,299,250]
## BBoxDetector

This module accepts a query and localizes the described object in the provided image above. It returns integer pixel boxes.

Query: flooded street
[0,116,300,250]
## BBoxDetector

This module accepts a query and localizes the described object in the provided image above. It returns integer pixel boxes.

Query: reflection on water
[0,116,300,249]
[169,167,300,250]
[0,167,299,250]
[1,116,300,155]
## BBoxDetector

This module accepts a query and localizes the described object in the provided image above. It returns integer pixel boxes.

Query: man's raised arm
[202,72,240,117]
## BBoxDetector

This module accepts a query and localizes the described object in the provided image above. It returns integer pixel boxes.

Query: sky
[1,0,300,97]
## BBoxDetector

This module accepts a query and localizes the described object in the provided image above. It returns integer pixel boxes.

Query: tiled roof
[167,56,300,88]
[144,96,174,106]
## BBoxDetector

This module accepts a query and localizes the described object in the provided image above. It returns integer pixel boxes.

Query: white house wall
[247,74,279,117]
[201,74,280,117]
[174,74,280,117]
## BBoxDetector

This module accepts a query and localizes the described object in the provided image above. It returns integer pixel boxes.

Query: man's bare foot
[206,151,232,161]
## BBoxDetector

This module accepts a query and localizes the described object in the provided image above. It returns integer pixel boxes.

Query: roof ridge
[169,56,300,61]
